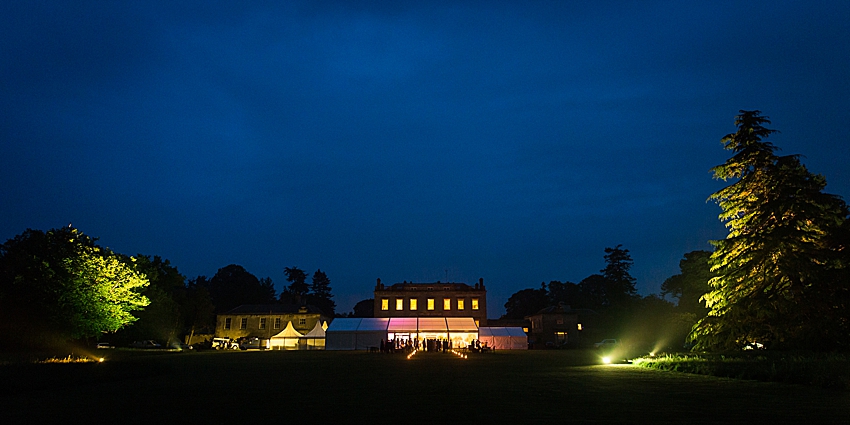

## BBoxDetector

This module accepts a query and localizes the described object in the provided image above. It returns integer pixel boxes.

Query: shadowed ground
[2,350,848,424]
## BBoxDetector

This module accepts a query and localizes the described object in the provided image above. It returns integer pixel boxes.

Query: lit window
[299,318,306,326]
[410,298,417,310]
[224,318,232,330]
[577,323,582,331]
[274,318,281,329]
[240,318,247,330]
[381,299,389,311]
[259,318,266,329]
[458,299,465,310]
[471,298,479,310]
[522,327,528,333]
[396,299,403,311]
[443,298,451,310]
[556,331,568,343]
[427,298,435,310]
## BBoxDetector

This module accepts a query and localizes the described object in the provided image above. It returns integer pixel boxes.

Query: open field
[2,349,849,424]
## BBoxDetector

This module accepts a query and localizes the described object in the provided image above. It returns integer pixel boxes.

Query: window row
[223,317,307,330]
[381,297,479,311]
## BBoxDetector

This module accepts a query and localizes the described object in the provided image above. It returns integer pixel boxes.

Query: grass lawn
[2,349,849,424]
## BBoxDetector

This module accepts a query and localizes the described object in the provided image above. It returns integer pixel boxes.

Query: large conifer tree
[692,110,850,350]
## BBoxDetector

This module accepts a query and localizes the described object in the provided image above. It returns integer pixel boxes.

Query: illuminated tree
[0,227,149,347]
[691,110,850,351]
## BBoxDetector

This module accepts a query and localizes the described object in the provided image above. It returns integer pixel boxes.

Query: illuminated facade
[373,278,488,326]
[215,304,330,341]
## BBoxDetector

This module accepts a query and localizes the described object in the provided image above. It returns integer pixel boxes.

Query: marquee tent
[326,317,480,350]
[300,320,326,350]
[325,318,390,350]
[269,321,303,350]
[478,327,527,350]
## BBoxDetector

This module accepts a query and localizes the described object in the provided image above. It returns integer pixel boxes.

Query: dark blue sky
[2,1,848,316]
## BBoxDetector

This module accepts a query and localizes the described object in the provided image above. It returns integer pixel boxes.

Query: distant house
[215,304,331,341]
[525,304,597,349]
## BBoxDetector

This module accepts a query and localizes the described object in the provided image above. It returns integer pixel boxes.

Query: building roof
[221,304,326,315]
[380,282,480,291]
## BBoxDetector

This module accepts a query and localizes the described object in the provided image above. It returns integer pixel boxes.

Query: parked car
[594,339,620,349]
[239,337,268,350]
[130,340,162,349]
[211,337,239,350]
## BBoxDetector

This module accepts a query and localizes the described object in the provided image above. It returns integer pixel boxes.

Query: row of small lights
[406,349,419,360]
[449,349,468,359]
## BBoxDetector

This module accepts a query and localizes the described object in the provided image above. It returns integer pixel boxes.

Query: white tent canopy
[478,327,527,350]
[326,317,481,350]
[269,321,303,350]
[300,320,326,350]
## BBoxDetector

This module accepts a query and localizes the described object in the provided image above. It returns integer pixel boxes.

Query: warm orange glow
[409,298,417,310]
[443,298,451,310]
[381,299,389,311]
[457,299,465,310]
[471,298,479,310]
[396,299,403,310]
[427,298,435,310]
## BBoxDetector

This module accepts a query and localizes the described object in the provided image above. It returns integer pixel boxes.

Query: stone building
[373,278,487,326]
[215,304,331,340]
[525,304,597,348]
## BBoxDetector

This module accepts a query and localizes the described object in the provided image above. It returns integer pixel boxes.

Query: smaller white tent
[300,320,326,350]
[269,321,304,350]
[478,327,527,350]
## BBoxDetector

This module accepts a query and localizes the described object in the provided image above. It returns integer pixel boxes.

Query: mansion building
[373,278,487,326]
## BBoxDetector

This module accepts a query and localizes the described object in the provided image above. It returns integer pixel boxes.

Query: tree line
[0,228,336,349]
[502,110,849,352]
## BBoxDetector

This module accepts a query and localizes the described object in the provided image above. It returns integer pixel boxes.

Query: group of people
[377,337,492,353]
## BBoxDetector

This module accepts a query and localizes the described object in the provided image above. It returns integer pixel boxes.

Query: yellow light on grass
[602,356,612,364]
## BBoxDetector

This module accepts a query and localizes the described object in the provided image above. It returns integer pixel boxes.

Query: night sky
[2,1,848,316]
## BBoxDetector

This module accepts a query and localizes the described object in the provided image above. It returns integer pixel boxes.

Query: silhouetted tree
[503,284,549,319]
[183,276,215,342]
[205,264,276,314]
[547,280,582,307]
[352,299,375,317]
[309,269,335,316]
[280,266,309,303]
[661,250,713,317]
[578,274,607,311]
[601,244,638,308]
[692,110,850,351]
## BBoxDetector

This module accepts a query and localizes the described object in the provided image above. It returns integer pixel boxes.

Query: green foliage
[634,352,850,389]
[692,110,850,351]
[0,227,149,347]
